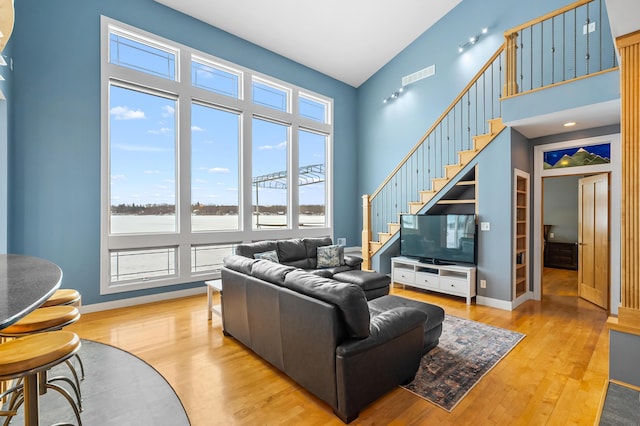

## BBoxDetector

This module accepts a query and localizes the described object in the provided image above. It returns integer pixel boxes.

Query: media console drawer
[415,272,439,290]
[391,257,477,305]
[440,277,467,294]
[394,269,415,284]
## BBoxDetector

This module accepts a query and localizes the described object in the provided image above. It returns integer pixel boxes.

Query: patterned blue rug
[402,314,525,411]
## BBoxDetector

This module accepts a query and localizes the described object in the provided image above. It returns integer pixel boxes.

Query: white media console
[391,256,477,305]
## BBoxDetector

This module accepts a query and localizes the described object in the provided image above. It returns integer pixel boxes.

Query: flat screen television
[399,214,477,265]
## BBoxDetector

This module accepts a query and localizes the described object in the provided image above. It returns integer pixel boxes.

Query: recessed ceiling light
[563,122,577,127]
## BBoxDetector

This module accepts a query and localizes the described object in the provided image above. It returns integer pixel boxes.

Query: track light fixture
[383,87,404,104]
[458,27,488,53]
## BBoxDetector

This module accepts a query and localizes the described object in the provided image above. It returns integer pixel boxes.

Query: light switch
[480,222,490,231]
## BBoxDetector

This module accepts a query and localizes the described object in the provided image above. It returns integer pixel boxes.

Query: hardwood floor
[67,269,609,425]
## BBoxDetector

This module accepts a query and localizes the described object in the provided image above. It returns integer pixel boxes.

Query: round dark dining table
[0,253,63,426]
[0,254,62,329]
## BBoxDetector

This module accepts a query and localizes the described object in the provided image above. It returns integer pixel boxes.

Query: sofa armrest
[343,255,363,268]
[336,307,426,357]
[334,307,427,422]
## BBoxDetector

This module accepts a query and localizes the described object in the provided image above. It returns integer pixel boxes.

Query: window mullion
[290,124,299,230]
[241,74,254,233]
[178,51,193,281]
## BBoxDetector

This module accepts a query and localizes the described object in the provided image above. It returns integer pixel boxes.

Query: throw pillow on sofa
[253,250,279,263]
[317,245,340,268]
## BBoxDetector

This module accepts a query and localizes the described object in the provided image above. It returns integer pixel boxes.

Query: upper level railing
[503,0,617,97]
[361,0,618,270]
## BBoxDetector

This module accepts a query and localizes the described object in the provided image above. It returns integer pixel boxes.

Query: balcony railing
[503,0,616,97]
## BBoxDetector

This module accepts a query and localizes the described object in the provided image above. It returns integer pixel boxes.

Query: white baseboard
[80,287,207,314]
[476,291,534,311]
[476,296,515,311]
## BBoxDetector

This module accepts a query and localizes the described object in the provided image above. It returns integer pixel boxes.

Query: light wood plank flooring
[67,268,608,425]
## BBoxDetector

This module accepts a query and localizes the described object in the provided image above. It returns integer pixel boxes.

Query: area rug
[8,339,190,425]
[402,314,525,412]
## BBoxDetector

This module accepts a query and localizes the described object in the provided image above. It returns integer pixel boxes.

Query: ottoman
[333,269,390,300]
[368,295,445,354]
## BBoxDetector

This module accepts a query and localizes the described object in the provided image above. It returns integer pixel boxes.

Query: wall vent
[402,65,436,87]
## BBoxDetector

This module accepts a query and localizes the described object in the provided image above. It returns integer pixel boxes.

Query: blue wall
[357,0,619,302]
[356,0,582,200]
[9,0,358,304]
[544,176,582,243]
[0,40,11,253]
[6,0,621,306]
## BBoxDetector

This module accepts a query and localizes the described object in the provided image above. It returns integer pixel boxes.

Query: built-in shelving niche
[427,166,477,215]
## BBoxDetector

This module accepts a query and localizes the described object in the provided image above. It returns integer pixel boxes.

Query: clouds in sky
[147,127,173,135]
[110,106,146,120]
[258,141,287,150]
[162,105,175,117]
[201,167,230,173]
[112,143,169,152]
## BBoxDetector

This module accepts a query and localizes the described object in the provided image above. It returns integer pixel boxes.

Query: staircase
[360,44,507,270]
[361,0,617,271]
[364,118,505,263]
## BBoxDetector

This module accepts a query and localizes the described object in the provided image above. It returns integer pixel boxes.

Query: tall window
[298,129,327,227]
[191,103,240,232]
[101,17,333,294]
[252,118,289,229]
[109,85,177,234]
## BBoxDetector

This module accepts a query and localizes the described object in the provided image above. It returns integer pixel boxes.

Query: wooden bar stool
[42,289,81,308]
[40,290,85,382]
[0,331,82,426]
[0,306,83,412]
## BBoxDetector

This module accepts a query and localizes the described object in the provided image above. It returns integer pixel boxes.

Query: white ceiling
[605,0,640,39]
[504,100,621,139]
[154,0,462,88]
[154,0,640,138]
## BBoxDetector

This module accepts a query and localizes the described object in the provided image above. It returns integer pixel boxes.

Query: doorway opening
[542,173,610,309]
[542,175,581,298]
[532,134,621,314]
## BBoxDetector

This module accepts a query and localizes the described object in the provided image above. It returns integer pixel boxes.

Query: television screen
[400,214,477,265]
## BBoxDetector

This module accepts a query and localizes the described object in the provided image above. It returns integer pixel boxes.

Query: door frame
[532,133,621,314]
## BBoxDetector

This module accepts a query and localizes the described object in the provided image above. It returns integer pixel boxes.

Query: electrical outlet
[549,232,554,239]
[480,279,487,289]
[583,21,596,34]
[337,237,346,246]
[480,222,490,231]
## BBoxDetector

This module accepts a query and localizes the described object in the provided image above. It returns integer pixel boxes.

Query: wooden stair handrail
[369,43,506,201]
[504,0,592,36]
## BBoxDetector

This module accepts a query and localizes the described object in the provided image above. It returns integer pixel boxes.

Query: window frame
[100,16,334,294]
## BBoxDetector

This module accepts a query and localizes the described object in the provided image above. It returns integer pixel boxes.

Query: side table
[205,279,222,321]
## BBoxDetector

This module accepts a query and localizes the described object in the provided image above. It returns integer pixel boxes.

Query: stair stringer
[368,118,506,263]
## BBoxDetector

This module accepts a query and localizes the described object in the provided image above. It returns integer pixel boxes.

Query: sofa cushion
[223,254,258,275]
[309,269,334,278]
[333,270,390,291]
[368,295,444,331]
[284,270,370,339]
[303,237,333,257]
[251,260,296,286]
[253,250,279,263]
[317,245,341,268]
[235,240,277,259]
[276,239,312,269]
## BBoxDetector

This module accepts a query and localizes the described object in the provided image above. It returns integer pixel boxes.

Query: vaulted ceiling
[154,0,462,88]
